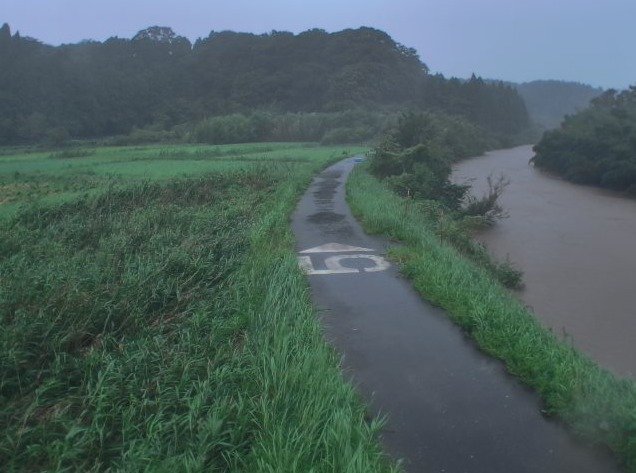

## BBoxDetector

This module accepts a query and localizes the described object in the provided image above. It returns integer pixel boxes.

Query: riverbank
[453,145,636,380]
[347,162,636,472]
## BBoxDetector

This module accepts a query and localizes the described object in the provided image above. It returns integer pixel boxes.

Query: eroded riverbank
[453,145,636,379]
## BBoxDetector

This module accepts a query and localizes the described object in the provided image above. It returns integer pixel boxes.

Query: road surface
[290,157,620,473]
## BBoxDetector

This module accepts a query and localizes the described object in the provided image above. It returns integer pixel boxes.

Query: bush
[321,126,375,144]
[462,174,510,225]
[367,111,521,287]
[45,127,71,148]
[532,85,636,192]
[194,114,256,144]
[189,111,397,145]
[107,128,182,146]
[370,140,469,209]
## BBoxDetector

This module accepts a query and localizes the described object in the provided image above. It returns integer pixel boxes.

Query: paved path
[291,158,621,473]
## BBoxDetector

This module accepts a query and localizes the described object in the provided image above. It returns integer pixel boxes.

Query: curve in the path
[291,157,621,473]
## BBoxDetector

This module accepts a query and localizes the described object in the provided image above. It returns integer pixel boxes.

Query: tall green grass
[346,165,636,472]
[1,144,395,471]
[235,174,397,472]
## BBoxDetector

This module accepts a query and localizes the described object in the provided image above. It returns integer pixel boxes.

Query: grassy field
[0,143,349,219]
[0,143,399,472]
[346,164,636,472]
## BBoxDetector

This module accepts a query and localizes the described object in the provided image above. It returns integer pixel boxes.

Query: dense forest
[532,85,636,193]
[514,80,603,129]
[0,23,530,145]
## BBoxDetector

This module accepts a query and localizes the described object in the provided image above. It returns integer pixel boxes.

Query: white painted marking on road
[298,255,358,275]
[300,242,375,254]
[298,254,390,275]
[297,256,315,274]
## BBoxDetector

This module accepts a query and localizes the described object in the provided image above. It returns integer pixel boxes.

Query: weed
[0,143,396,472]
[347,165,636,471]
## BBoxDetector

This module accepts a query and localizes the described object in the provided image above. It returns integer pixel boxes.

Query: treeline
[102,110,398,146]
[422,74,529,136]
[515,80,603,130]
[0,23,529,145]
[532,85,636,193]
[191,110,396,145]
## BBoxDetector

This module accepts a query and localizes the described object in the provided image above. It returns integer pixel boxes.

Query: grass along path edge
[346,165,636,472]
[234,157,398,472]
[1,145,397,472]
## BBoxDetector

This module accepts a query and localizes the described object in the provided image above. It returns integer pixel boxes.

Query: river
[452,145,636,379]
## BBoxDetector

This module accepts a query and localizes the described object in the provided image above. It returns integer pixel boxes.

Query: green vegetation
[422,74,530,137]
[0,143,398,472]
[0,143,358,218]
[351,111,636,467]
[348,158,636,471]
[515,80,603,130]
[532,85,636,193]
[4,15,621,471]
[191,110,398,146]
[366,112,523,288]
[0,23,529,146]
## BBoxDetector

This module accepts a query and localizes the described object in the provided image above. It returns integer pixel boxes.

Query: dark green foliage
[192,110,396,145]
[0,24,530,145]
[420,74,530,135]
[532,85,636,193]
[368,111,489,207]
[0,23,11,47]
[380,143,468,208]
[194,114,256,144]
[44,127,71,148]
[367,112,523,287]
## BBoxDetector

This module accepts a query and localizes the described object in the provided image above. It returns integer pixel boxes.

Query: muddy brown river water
[453,145,636,379]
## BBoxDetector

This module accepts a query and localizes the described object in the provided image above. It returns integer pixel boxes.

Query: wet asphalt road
[290,157,621,473]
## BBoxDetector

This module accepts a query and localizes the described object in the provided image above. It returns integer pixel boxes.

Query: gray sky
[3,0,635,89]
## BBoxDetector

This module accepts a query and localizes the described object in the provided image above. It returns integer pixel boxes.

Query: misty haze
[1,2,635,472]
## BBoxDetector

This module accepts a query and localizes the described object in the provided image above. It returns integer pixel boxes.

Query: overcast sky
[3,0,635,90]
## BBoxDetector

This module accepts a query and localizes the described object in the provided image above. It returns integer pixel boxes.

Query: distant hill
[514,80,603,129]
[0,23,530,145]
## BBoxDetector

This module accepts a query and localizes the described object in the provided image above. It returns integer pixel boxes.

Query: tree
[0,24,531,144]
[0,23,11,47]
[533,84,636,192]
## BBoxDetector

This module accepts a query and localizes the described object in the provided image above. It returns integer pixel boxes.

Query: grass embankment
[1,143,397,472]
[347,165,636,471]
